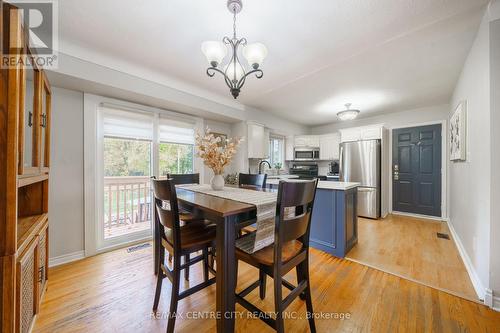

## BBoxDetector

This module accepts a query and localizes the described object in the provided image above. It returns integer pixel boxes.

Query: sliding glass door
[96,108,196,251]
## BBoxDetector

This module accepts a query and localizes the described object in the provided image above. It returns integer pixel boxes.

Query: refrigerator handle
[339,145,344,180]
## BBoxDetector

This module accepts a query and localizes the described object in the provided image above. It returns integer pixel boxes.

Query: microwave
[294,147,320,161]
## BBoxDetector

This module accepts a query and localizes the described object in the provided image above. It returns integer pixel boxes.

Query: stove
[290,164,319,179]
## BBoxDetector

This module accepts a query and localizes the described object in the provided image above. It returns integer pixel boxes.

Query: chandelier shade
[202,0,266,99]
[201,41,228,67]
[243,42,268,69]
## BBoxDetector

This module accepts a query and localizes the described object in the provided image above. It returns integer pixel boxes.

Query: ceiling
[56,0,488,125]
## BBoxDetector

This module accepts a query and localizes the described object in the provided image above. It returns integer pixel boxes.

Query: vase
[210,174,225,191]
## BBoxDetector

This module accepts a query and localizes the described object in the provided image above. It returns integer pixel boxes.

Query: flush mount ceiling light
[337,103,360,121]
[201,0,267,99]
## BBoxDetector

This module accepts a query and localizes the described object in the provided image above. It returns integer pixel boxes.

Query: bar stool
[235,179,318,333]
[151,178,216,333]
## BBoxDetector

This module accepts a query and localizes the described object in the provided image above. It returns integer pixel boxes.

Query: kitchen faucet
[258,160,271,174]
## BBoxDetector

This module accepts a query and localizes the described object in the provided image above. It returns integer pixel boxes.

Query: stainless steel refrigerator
[340,140,381,218]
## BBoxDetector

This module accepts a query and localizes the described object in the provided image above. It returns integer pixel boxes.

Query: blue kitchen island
[266,179,360,258]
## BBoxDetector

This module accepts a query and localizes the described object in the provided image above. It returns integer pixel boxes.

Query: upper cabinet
[340,124,384,143]
[319,133,340,160]
[18,51,51,176]
[40,73,51,170]
[294,135,320,147]
[285,136,294,161]
[247,123,269,159]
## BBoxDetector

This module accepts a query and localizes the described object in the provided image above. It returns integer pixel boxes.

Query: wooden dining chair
[235,179,318,333]
[166,173,204,280]
[237,173,268,234]
[151,178,216,333]
[238,173,267,189]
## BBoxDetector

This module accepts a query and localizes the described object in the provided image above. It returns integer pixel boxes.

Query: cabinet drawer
[16,236,38,333]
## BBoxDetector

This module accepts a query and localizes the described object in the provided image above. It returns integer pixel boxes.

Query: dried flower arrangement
[195,128,244,175]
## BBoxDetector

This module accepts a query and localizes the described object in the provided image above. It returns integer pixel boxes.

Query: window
[269,136,285,169]
[158,118,195,176]
[97,106,196,247]
[159,143,193,175]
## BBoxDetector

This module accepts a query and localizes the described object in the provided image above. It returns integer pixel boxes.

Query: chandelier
[201,0,268,99]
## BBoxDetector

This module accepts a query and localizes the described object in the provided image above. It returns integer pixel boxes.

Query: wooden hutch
[1,2,52,332]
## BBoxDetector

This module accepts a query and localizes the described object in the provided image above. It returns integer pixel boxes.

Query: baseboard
[446,220,485,301]
[391,211,444,221]
[49,250,85,267]
[493,295,500,312]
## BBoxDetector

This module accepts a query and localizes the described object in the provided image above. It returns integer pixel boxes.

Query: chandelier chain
[233,8,237,39]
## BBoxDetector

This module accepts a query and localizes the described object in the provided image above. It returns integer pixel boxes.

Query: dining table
[153,185,272,333]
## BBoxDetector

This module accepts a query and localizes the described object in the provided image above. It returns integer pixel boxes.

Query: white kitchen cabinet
[294,135,320,147]
[285,136,294,161]
[247,123,269,159]
[294,135,308,147]
[319,133,340,160]
[340,124,383,143]
[361,126,382,140]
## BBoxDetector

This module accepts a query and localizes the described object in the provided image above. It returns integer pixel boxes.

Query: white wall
[449,9,492,301]
[49,87,85,259]
[489,16,500,305]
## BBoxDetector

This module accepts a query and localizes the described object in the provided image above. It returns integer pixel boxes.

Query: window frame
[268,135,285,170]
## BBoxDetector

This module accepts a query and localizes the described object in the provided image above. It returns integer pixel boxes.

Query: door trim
[388,120,447,220]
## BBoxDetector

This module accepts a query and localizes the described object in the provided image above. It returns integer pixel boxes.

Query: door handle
[28,111,33,127]
[339,145,344,179]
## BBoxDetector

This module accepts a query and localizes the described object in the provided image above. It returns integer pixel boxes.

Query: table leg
[216,215,237,333]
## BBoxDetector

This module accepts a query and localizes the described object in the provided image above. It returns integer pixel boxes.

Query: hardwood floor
[346,214,478,301]
[34,244,499,332]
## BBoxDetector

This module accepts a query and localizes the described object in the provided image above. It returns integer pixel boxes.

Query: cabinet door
[285,136,294,161]
[263,128,270,159]
[319,135,332,160]
[340,129,361,143]
[361,126,382,140]
[331,133,340,159]
[40,72,51,171]
[16,237,39,333]
[294,136,307,147]
[308,136,320,148]
[37,223,49,301]
[247,123,265,158]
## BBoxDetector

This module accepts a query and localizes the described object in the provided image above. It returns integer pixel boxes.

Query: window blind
[101,107,154,141]
[159,117,195,145]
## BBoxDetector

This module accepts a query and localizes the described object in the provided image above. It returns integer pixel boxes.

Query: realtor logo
[2,0,58,69]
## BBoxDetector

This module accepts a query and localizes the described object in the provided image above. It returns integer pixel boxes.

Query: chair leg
[273,272,285,333]
[153,247,165,311]
[259,269,266,300]
[296,265,306,300]
[301,259,316,333]
[203,248,209,282]
[167,256,181,333]
[152,269,163,311]
[184,254,190,281]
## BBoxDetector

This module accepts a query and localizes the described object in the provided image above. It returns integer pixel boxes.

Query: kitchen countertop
[266,178,360,190]
[265,174,300,179]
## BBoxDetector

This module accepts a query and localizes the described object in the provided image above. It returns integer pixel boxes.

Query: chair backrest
[167,173,200,185]
[151,177,181,249]
[274,179,318,262]
[238,173,267,189]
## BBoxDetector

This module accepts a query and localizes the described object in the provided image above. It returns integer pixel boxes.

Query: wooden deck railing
[103,176,151,229]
